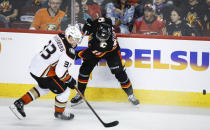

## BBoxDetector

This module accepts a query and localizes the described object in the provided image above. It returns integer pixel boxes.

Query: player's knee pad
[110,66,128,82]
[56,87,70,103]
[110,65,124,74]
[115,71,128,83]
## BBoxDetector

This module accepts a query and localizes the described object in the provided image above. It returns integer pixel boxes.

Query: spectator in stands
[154,0,174,25]
[15,0,27,8]
[137,0,153,5]
[59,0,72,13]
[129,0,144,19]
[94,0,104,5]
[60,0,90,31]
[128,0,144,32]
[132,4,166,35]
[166,8,195,36]
[16,0,42,24]
[172,0,186,7]
[30,0,65,31]
[0,0,18,28]
[81,0,102,20]
[106,0,135,33]
[181,0,203,36]
[100,0,112,17]
[25,0,69,12]
[200,0,210,36]
[25,0,48,8]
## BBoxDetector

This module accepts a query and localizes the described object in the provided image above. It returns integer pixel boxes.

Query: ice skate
[9,99,26,120]
[128,94,139,105]
[70,93,83,107]
[54,111,74,120]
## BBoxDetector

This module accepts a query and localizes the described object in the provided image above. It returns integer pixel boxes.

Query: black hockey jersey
[88,17,118,53]
[166,21,194,36]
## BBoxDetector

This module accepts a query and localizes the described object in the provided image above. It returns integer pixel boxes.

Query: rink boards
[0,30,210,107]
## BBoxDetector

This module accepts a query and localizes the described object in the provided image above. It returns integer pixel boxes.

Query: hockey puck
[203,89,206,95]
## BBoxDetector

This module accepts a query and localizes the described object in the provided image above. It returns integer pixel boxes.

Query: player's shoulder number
[40,40,57,59]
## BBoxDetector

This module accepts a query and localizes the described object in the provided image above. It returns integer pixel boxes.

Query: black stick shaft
[74,86,106,125]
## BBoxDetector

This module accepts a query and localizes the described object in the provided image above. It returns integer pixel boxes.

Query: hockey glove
[82,18,94,35]
[65,77,76,89]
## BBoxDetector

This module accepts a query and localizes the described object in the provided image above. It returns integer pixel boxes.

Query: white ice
[1,98,210,130]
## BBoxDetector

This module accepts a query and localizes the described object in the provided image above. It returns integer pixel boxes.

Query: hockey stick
[78,31,87,45]
[74,86,119,128]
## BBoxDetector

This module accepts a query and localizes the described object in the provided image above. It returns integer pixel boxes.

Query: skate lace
[15,100,24,109]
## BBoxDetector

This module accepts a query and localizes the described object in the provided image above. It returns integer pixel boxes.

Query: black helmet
[96,23,111,41]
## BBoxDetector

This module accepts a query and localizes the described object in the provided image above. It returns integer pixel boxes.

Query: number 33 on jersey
[29,33,75,82]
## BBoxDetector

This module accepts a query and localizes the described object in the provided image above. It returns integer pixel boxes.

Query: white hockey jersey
[29,33,75,82]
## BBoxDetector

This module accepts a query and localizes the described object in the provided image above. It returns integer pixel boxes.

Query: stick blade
[104,120,119,128]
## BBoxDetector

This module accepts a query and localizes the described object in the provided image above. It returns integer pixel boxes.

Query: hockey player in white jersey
[9,25,82,120]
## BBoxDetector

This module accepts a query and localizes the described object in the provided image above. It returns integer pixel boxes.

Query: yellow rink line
[0,83,210,107]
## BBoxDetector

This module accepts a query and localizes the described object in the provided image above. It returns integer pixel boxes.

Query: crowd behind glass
[0,0,209,37]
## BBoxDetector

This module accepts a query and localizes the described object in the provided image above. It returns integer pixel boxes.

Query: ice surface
[1,98,210,130]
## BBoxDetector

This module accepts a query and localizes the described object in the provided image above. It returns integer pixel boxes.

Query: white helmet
[65,25,82,45]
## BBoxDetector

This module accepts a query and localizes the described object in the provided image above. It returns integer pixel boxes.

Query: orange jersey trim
[61,74,70,82]
[96,44,118,58]
[60,70,71,82]
[52,77,64,92]
[78,49,87,59]
[41,61,58,77]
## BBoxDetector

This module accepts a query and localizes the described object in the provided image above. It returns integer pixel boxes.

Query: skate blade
[134,104,141,108]
[70,100,84,107]
[54,114,74,120]
[9,104,25,120]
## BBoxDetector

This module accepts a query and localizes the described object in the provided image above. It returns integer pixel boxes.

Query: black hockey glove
[82,18,94,35]
[65,77,76,89]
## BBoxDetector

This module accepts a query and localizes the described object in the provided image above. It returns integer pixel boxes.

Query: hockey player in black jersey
[71,17,139,106]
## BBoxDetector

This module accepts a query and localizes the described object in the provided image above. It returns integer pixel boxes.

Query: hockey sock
[21,92,33,105]
[122,85,134,96]
[78,73,90,94]
[55,97,67,113]
[114,70,134,96]
[120,78,133,96]
[77,82,87,94]
[21,87,39,104]
[21,86,50,105]
[55,87,70,113]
